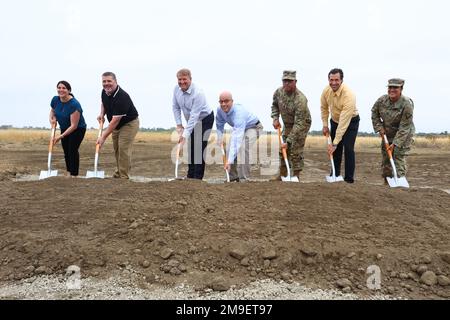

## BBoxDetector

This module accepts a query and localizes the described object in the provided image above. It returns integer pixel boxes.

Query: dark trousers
[61,127,86,176]
[187,111,214,180]
[330,115,359,182]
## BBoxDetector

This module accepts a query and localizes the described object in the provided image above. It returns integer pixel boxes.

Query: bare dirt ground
[0,132,449,299]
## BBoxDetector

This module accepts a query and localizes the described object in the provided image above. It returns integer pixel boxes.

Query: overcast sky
[1,0,449,133]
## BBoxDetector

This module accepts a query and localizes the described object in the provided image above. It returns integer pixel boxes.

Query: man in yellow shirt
[320,68,360,183]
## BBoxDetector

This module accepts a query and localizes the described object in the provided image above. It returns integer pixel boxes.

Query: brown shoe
[270,175,282,181]
[293,170,301,178]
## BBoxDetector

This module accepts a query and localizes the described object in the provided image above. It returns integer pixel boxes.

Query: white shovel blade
[86,170,105,179]
[224,170,230,183]
[386,176,409,188]
[168,177,185,181]
[326,175,344,183]
[39,170,58,180]
[281,176,299,182]
[168,159,184,181]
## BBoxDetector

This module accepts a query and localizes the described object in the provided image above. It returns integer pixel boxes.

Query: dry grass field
[1,128,449,149]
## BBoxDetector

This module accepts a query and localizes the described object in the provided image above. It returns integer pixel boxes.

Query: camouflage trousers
[279,126,308,173]
[380,142,410,178]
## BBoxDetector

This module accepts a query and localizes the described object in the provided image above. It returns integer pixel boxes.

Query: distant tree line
[138,127,175,132]
[0,125,448,137]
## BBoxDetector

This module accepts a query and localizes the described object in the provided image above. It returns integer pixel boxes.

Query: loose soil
[0,136,449,299]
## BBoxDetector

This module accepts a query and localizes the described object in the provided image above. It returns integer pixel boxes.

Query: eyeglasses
[219,99,231,104]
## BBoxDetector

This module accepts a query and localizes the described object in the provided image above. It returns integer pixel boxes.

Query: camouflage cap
[282,70,296,81]
[387,78,405,87]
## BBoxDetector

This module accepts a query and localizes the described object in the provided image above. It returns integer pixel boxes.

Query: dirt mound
[1,178,449,299]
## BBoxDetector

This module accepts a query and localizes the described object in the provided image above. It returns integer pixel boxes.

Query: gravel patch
[0,275,398,300]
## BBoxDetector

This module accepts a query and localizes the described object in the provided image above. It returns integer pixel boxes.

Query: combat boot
[293,170,301,179]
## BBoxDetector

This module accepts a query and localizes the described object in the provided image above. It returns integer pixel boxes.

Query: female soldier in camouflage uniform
[371,78,415,182]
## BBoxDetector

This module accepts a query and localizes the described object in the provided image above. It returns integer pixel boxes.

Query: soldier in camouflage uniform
[271,70,312,180]
[371,78,415,181]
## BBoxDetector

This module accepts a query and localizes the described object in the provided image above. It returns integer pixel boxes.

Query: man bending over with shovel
[271,70,312,181]
[371,78,415,184]
[216,91,263,182]
[172,68,214,180]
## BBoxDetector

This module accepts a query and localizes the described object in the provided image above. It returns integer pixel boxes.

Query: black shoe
[229,177,240,182]
[344,178,354,183]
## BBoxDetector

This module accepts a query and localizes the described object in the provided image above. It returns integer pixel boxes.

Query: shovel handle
[277,127,288,160]
[174,143,181,179]
[91,122,104,171]
[220,142,227,166]
[94,121,104,153]
[278,127,293,179]
[220,142,230,182]
[381,133,400,180]
[381,133,393,159]
[97,121,104,138]
[326,133,334,160]
[48,126,56,153]
[325,133,338,177]
[176,143,181,161]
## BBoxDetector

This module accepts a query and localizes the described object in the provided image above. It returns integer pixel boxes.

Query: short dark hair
[102,71,117,81]
[328,68,344,80]
[57,80,74,97]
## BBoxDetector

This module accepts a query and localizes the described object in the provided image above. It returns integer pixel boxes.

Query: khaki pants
[229,123,263,181]
[112,118,139,179]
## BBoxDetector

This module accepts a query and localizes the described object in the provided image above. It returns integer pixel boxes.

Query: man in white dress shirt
[216,91,263,182]
[172,68,214,180]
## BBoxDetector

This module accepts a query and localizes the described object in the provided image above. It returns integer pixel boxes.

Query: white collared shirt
[172,83,212,138]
